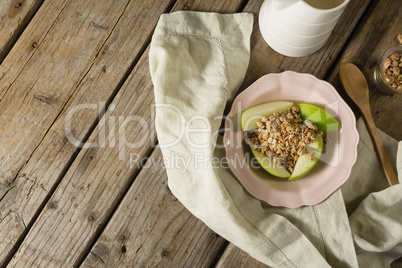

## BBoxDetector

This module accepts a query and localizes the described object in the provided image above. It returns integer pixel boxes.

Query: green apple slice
[288,135,324,181]
[241,101,294,130]
[241,101,329,180]
[298,103,341,132]
[241,101,294,178]
[250,148,291,178]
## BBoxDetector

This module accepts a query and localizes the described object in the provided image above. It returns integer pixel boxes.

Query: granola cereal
[246,106,323,173]
[382,51,402,91]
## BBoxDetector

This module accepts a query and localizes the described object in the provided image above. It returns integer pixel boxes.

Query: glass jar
[373,45,402,95]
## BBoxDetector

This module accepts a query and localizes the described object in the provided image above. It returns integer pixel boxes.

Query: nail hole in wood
[119,234,126,241]
[161,249,169,257]
[48,202,58,210]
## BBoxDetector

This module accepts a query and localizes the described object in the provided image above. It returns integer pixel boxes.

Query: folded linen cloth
[149,11,402,267]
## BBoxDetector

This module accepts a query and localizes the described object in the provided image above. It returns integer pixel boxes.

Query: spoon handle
[360,106,399,186]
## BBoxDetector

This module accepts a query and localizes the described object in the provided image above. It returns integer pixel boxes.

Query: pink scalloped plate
[223,71,359,208]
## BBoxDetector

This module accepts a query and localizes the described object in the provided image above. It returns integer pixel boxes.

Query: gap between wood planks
[2,0,380,266]
[0,1,68,104]
[1,0,177,267]
[1,0,252,267]
[0,0,45,65]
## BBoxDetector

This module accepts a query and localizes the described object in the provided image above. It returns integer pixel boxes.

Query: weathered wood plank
[0,0,44,63]
[172,0,245,13]
[0,0,70,100]
[6,0,245,267]
[327,0,402,140]
[0,0,176,265]
[0,0,129,196]
[81,148,225,268]
[8,57,157,267]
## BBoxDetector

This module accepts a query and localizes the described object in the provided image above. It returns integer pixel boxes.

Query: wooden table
[0,0,401,267]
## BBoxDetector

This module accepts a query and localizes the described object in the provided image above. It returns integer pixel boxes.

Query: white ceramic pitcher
[274,0,349,24]
[259,0,350,57]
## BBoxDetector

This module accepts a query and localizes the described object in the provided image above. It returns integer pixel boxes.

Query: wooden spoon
[340,62,399,186]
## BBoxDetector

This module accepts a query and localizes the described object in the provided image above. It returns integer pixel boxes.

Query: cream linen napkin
[149,11,402,267]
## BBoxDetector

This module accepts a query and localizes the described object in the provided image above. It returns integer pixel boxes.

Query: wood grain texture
[0,0,399,267]
[327,0,402,141]
[0,0,176,265]
[7,50,158,268]
[6,0,245,267]
[81,148,225,268]
[0,0,70,100]
[0,0,44,62]
[0,0,128,195]
[172,0,244,13]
